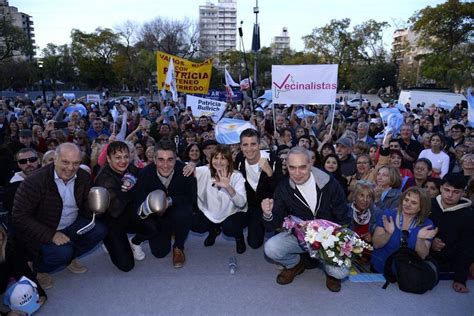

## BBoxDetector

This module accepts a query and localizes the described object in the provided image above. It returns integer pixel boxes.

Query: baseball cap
[335,137,353,148]
[3,276,41,315]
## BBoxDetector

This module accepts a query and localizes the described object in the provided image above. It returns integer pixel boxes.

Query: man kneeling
[261,146,351,292]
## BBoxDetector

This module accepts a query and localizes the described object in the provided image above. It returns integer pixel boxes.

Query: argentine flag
[215,118,256,145]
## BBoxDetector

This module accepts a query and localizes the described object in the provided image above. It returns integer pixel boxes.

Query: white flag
[224,68,239,98]
[162,58,178,102]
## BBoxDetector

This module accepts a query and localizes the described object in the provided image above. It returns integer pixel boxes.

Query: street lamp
[37,60,46,102]
[252,1,260,100]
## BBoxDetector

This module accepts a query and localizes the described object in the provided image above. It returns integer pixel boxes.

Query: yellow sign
[156,51,213,94]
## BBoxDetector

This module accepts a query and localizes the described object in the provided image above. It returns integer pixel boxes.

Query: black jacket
[93,164,137,218]
[133,161,197,213]
[234,151,278,208]
[263,167,351,231]
[429,196,474,285]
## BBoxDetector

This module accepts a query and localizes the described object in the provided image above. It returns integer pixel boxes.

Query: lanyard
[399,212,417,246]
[398,212,417,232]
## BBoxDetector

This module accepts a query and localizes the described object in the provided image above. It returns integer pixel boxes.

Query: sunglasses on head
[17,157,38,164]
[96,138,108,143]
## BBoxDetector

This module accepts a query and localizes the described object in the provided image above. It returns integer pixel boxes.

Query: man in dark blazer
[134,140,197,268]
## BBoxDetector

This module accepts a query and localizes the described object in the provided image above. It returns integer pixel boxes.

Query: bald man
[12,143,107,289]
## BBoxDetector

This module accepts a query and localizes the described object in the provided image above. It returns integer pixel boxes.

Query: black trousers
[101,210,158,272]
[148,204,193,258]
[192,209,246,239]
[245,206,265,249]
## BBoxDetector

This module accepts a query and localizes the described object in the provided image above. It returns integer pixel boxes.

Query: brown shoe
[67,259,88,274]
[276,258,305,285]
[36,273,53,290]
[326,274,342,292]
[173,248,185,268]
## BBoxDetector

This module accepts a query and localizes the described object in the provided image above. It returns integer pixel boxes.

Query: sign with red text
[272,64,338,104]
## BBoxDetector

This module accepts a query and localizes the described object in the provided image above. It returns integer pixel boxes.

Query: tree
[42,44,76,92]
[411,0,474,89]
[71,28,121,88]
[136,17,199,58]
[0,16,33,62]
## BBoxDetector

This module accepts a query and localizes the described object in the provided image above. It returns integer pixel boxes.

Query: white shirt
[245,160,261,192]
[54,171,79,230]
[196,166,247,223]
[296,173,317,215]
[418,149,450,178]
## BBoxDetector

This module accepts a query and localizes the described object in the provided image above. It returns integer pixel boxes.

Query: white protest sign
[86,94,101,104]
[272,64,338,104]
[186,95,226,123]
[62,93,76,100]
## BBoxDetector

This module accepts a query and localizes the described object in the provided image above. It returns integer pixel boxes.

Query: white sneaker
[129,239,145,261]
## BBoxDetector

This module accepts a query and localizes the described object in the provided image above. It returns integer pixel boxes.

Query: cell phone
[53,121,68,129]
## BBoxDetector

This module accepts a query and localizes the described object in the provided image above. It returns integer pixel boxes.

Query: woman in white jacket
[192,144,248,254]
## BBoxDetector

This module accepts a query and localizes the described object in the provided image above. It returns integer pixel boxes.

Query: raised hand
[417,225,438,240]
[382,215,395,235]
[214,169,231,189]
[258,157,273,177]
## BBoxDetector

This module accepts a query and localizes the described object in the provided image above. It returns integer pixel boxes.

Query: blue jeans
[36,216,107,273]
[264,231,349,279]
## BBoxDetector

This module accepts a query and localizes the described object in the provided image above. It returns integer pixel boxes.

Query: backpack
[382,247,439,294]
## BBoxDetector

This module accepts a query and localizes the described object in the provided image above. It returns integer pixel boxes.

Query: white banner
[86,94,101,104]
[186,95,227,123]
[272,64,338,104]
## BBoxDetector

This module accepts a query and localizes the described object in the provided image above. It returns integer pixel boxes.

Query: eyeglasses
[17,157,38,164]
[96,138,108,144]
[74,136,84,140]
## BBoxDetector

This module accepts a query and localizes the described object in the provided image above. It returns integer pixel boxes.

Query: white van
[398,90,466,108]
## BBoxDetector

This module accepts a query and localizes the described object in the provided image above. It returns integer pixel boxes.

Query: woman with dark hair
[320,142,336,159]
[183,143,204,166]
[389,150,414,191]
[371,187,438,274]
[192,144,248,254]
[94,141,158,272]
[73,130,91,156]
[322,153,348,196]
[4,121,19,144]
[422,177,442,199]
[418,133,450,178]
[134,140,147,162]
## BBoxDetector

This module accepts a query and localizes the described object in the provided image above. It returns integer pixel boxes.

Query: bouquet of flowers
[283,216,372,268]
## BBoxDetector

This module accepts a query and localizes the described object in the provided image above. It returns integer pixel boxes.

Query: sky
[10,0,447,56]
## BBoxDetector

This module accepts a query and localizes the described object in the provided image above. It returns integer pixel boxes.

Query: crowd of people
[0,94,473,314]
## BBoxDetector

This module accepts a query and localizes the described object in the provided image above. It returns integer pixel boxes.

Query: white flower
[326,250,335,258]
[304,227,317,244]
[344,259,352,267]
[338,260,344,266]
[314,226,339,249]
[333,257,338,263]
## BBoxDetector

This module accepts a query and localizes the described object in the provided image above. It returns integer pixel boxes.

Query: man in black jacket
[430,173,474,293]
[235,128,277,249]
[133,141,197,268]
[261,146,350,292]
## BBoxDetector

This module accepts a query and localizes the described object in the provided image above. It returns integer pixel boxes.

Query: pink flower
[339,240,353,257]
